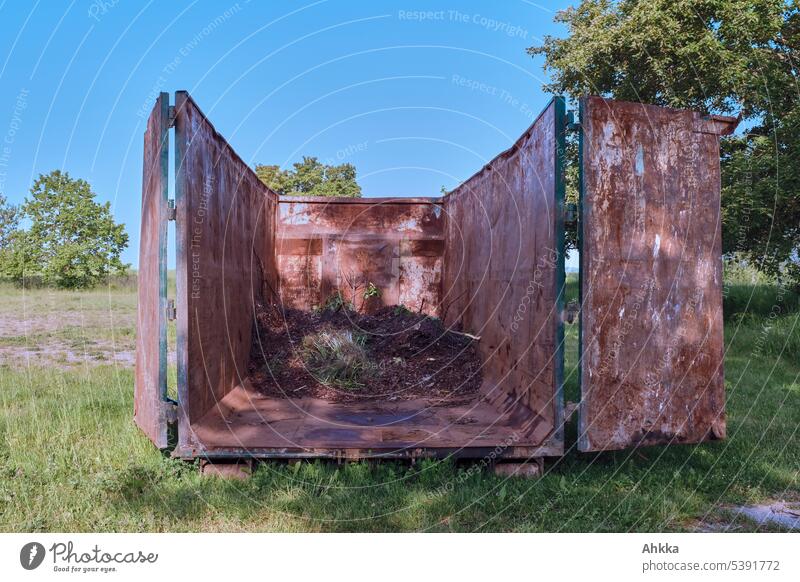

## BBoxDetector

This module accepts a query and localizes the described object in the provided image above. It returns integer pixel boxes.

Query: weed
[363,282,381,301]
[301,329,369,389]
[393,305,412,316]
[320,291,353,313]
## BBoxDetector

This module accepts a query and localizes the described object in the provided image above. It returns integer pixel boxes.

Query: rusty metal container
[134,91,734,462]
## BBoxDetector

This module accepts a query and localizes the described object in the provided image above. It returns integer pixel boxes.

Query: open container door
[578,96,737,452]
[134,92,171,448]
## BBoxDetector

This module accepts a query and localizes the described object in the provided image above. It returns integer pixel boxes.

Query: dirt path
[0,286,146,370]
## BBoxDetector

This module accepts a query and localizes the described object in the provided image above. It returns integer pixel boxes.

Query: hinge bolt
[167,299,176,321]
[566,110,581,131]
[564,203,578,226]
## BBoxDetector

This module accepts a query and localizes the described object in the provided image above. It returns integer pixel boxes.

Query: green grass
[0,279,797,532]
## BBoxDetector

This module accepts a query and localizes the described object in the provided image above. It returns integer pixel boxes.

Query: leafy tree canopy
[0,194,20,250]
[0,170,129,288]
[530,0,799,286]
[255,156,361,198]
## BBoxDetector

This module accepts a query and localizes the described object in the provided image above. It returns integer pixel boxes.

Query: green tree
[254,164,288,194]
[0,194,23,281]
[530,0,800,286]
[5,170,129,288]
[255,156,362,197]
[0,194,20,249]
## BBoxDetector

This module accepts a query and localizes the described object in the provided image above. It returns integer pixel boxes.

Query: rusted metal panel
[276,197,443,315]
[175,445,558,461]
[175,383,563,460]
[441,98,565,450]
[134,92,170,448]
[578,96,736,452]
[174,91,279,443]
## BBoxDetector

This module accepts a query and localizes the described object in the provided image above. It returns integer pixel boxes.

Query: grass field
[0,274,798,532]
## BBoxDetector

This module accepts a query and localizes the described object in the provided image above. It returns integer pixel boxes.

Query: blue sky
[0,0,576,268]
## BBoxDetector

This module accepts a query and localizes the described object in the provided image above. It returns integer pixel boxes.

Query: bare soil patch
[0,287,141,369]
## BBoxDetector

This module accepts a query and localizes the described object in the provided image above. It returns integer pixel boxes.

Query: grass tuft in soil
[249,302,482,403]
[302,329,368,389]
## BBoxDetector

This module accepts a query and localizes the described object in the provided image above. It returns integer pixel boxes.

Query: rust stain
[168,93,565,459]
[579,96,736,452]
[174,92,279,443]
[276,197,444,315]
[441,100,560,449]
[157,91,732,460]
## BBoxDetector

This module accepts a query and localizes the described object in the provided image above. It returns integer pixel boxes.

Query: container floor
[191,383,526,452]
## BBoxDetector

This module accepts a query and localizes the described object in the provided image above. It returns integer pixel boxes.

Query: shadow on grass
[96,426,798,533]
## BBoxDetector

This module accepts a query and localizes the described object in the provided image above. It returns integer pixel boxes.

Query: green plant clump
[393,305,412,316]
[301,329,368,389]
[363,282,381,300]
[320,291,352,313]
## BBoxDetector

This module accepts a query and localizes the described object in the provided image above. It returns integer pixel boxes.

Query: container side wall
[134,93,170,448]
[276,197,443,316]
[579,96,736,451]
[174,91,278,437]
[442,100,562,448]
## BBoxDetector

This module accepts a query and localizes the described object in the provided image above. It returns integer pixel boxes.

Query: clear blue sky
[0,0,576,268]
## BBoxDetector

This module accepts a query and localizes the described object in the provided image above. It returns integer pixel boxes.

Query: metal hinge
[566,110,581,131]
[167,105,176,128]
[564,202,578,226]
[562,305,579,325]
[167,199,176,221]
[166,299,176,321]
[563,401,579,423]
[163,400,178,424]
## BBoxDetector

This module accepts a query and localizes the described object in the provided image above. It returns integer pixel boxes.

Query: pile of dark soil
[248,303,482,404]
